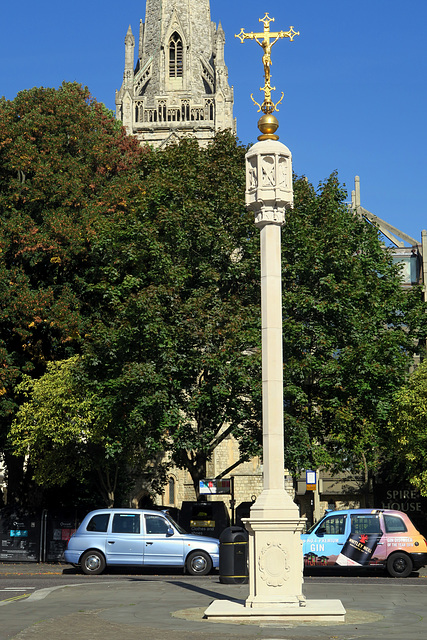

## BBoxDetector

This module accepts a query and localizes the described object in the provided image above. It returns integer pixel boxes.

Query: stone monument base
[204,598,346,622]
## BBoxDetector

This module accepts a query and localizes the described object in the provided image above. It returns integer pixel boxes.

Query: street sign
[199,479,231,495]
[306,470,317,491]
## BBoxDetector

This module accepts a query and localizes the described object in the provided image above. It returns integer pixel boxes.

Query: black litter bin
[219,526,249,584]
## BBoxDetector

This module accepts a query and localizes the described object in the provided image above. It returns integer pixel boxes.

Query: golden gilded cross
[235,13,299,114]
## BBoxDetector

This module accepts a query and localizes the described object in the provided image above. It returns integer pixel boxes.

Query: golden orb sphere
[257,113,279,140]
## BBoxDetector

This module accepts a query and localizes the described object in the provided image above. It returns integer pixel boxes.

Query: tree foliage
[81,140,427,493]
[3,83,426,505]
[281,173,427,478]
[0,82,144,501]
[386,359,427,496]
[82,133,262,494]
[9,356,165,506]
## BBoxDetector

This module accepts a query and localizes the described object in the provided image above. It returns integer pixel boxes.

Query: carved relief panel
[245,141,293,227]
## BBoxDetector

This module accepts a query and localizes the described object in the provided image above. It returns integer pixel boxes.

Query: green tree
[9,356,165,507]
[0,82,144,502]
[4,88,424,507]
[82,148,427,497]
[281,173,427,483]
[386,359,427,496]
[82,132,263,496]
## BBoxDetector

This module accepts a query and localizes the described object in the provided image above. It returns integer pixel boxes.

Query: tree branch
[208,422,234,452]
[216,458,246,480]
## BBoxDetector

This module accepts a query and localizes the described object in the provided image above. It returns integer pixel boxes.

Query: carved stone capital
[254,206,286,228]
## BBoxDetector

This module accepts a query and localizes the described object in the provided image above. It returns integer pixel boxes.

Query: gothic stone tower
[116,0,235,147]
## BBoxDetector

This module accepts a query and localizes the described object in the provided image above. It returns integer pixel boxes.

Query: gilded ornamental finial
[235,13,299,140]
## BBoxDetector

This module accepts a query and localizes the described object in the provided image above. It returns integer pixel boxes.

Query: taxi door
[105,512,144,565]
[142,513,184,566]
[302,513,348,566]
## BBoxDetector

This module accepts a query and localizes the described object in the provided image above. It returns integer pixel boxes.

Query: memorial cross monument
[239,13,306,608]
[205,13,344,621]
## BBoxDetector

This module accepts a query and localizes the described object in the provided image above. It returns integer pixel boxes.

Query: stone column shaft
[243,138,305,608]
[260,223,285,491]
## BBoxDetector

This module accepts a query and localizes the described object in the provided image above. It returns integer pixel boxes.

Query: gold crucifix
[235,13,299,115]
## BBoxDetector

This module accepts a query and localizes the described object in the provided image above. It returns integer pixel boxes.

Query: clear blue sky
[2,1,426,243]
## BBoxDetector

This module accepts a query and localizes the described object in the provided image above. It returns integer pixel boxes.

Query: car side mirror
[166,527,174,537]
[316,527,326,537]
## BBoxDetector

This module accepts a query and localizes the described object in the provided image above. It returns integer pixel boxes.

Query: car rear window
[383,514,407,533]
[86,513,110,532]
[351,514,382,534]
[112,514,141,534]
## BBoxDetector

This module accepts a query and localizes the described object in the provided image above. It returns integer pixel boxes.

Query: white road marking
[0,588,36,591]
[27,582,115,601]
[0,582,112,607]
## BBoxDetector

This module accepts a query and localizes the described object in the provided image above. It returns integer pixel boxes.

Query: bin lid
[219,526,248,542]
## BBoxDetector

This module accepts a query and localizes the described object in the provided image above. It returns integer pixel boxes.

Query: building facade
[115,0,235,147]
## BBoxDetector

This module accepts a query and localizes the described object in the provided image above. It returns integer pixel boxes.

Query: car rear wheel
[387,552,413,578]
[80,550,106,575]
[186,551,212,576]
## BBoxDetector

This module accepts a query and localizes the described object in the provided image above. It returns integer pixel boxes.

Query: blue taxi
[65,508,219,575]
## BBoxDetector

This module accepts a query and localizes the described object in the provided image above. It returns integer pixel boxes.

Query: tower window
[169,32,183,78]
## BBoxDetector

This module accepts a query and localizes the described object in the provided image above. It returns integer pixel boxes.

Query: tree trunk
[96,466,118,508]
[188,452,207,499]
[3,452,26,505]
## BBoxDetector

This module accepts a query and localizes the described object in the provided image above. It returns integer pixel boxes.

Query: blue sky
[1,0,426,243]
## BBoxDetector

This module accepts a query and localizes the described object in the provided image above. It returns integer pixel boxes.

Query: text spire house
[116,0,235,147]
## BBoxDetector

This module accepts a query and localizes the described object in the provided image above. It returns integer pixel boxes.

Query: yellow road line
[1,593,31,603]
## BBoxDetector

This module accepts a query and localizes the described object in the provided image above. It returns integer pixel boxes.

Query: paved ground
[1,564,427,640]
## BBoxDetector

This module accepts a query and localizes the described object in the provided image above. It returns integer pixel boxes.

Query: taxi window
[145,515,170,535]
[383,514,407,533]
[319,515,346,535]
[112,514,140,534]
[86,513,110,532]
[351,514,382,534]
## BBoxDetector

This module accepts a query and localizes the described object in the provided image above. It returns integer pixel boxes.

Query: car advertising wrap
[301,509,427,577]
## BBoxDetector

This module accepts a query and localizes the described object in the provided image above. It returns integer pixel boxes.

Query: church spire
[115,0,235,147]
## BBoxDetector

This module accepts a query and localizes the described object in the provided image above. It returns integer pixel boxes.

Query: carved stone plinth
[244,514,305,607]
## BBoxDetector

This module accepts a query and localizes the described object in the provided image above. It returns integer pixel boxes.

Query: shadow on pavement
[166,580,243,603]
[61,565,219,578]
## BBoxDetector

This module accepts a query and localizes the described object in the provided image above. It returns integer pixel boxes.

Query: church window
[168,477,175,505]
[169,32,183,78]
[205,99,214,121]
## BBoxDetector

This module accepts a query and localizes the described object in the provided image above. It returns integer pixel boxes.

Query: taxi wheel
[80,550,106,575]
[386,552,413,578]
[186,551,212,576]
